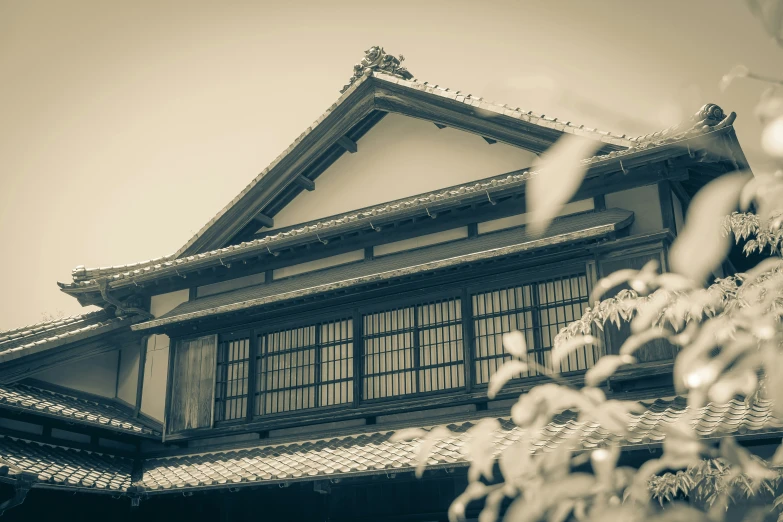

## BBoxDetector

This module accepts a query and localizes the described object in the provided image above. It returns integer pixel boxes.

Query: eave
[59,125,735,307]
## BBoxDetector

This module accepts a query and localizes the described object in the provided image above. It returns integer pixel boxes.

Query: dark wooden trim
[188,287,198,301]
[364,246,374,261]
[593,194,606,212]
[252,213,274,228]
[352,308,362,409]
[134,336,147,416]
[671,180,691,213]
[162,338,177,440]
[246,329,259,422]
[460,288,474,392]
[467,223,478,238]
[294,175,315,191]
[657,181,676,233]
[433,123,447,130]
[337,136,358,154]
[482,137,497,145]
[114,349,122,399]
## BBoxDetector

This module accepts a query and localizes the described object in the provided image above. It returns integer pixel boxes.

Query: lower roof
[0,310,131,364]
[0,382,161,438]
[0,396,779,495]
[134,208,633,331]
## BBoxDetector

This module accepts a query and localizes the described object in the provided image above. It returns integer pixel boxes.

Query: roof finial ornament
[340,46,413,93]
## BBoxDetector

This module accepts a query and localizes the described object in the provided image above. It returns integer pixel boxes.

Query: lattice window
[472,273,596,385]
[256,318,353,415]
[214,337,251,422]
[363,298,464,400]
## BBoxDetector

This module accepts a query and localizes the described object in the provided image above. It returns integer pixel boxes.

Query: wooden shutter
[599,252,678,362]
[168,334,218,433]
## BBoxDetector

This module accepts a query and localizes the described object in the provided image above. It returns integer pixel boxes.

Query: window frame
[196,259,600,429]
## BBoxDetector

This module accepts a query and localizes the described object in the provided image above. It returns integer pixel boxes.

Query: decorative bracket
[341,46,413,93]
[97,278,154,320]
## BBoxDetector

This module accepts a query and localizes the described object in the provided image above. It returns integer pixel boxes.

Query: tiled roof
[137,397,782,492]
[0,310,131,363]
[0,435,132,491]
[0,383,160,437]
[132,209,633,331]
[61,55,735,291]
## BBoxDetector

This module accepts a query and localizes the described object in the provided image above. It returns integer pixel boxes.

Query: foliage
[397,6,783,520]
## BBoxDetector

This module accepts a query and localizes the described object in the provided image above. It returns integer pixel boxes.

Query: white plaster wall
[116,343,140,405]
[273,250,364,280]
[270,114,537,230]
[197,271,266,298]
[605,185,663,236]
[477,198,595,234]
[141,289,190,421]
[35,350,119,398]
[374,227,468,257]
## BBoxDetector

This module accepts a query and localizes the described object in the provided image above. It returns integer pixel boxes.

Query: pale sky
[1,0,781,330]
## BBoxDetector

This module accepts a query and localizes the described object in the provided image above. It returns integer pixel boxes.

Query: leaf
[464,418,501,482]
[413,426,451,478]
[499,438,532,484]
[552,335,597,369]
[526,134,603,237]
[762,115,783,158]
[584,355,636,386]
[390,428,426,442]
[589,269,640,304]
[619,327,670,357]
[719,64,749,91]
[670,172,750,283]
[720,437,778,482]
[503,330,527,358]
[591,445,620,485]
[487,360,529,399]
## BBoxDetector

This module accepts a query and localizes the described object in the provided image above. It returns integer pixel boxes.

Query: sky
[1,0,781,331]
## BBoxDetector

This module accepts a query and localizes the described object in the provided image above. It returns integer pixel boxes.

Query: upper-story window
[471,272,592,384]
[202,266,601,429]
[255,318,353,415]
[362,297,464,400]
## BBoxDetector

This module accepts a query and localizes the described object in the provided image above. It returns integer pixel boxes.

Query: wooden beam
[657,181,676,233]
[252,212,274,228]
[593,194,606,211]
[337,135,358,154]
[671,180,691,213]
[482,137,497,145]
[294,175,315,191]
[134,337,148,417]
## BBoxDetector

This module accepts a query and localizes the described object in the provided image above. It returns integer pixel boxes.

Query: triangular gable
[172,47,634,258]
[269,113,538,231]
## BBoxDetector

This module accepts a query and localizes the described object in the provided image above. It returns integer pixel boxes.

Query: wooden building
[0,48,775,521]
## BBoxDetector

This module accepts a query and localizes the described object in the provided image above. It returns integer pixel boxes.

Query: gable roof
[60,114,737,300]
[57,48,741,309]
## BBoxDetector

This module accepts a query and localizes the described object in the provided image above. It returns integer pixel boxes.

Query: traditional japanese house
[0,47,775,521]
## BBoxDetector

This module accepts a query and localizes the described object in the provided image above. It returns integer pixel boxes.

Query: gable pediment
[174,72,632,257]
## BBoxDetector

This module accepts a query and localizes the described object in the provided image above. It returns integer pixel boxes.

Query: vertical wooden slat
[199,335,218,428]
[168,334,218,433]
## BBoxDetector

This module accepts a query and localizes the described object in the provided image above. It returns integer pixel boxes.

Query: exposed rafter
[482,137,497,145]
[337,136,358,154]
[294,175,315,191]
[252,213,274,228]
[433,123,447,130]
